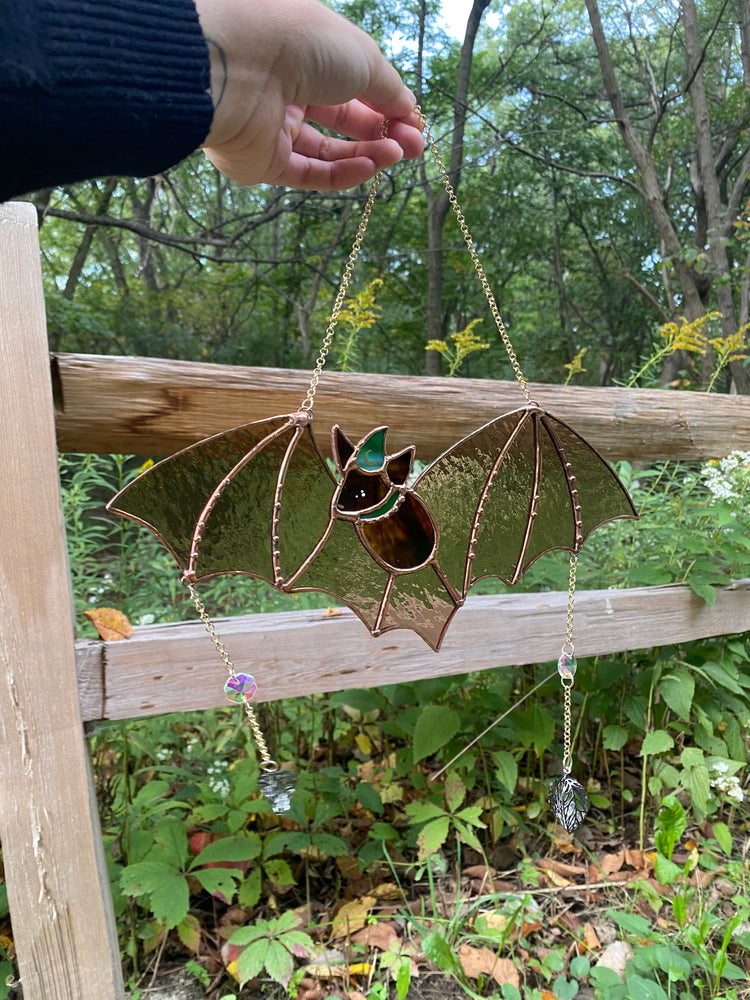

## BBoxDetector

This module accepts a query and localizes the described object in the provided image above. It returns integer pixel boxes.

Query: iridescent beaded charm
[224,672,258,703]
[558,651,576,680]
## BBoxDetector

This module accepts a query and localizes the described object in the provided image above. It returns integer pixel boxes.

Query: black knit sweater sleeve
[0,0,214,201]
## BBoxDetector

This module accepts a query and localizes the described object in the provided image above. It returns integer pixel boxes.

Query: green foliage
[229,910,315,988]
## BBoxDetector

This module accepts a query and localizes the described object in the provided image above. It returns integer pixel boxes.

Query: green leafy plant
[227,910,315,989]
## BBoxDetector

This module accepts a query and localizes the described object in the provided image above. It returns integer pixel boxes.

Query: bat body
[108,405,637,650]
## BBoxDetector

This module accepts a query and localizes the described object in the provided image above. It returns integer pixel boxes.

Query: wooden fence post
[0,204,124,998]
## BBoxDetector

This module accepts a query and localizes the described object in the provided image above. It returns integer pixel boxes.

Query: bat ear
[386,447,414,486]
[356,428,388,472]
[332,425,355,471]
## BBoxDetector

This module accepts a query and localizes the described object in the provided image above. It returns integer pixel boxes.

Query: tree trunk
[586,0,750,392]
[63,179,118,301]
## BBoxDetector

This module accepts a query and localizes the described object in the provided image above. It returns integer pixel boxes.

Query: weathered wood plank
[0,205,124,1000]
[53,353,750,461]
[77,582,750,722]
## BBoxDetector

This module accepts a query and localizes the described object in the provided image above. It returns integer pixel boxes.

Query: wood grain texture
[0,205,124,999]
[52,353,750,461]
[77,582,750,722]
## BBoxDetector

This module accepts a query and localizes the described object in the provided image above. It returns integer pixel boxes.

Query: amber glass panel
[292,517,387,632]
[384,564,459,650]
[109,416,294,574]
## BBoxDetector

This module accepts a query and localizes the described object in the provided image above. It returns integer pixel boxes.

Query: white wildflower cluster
[183,735,199,756]
[702,451,750,503]
[206,763,231,798]
[710,760,745,804]
[155,747,171,762]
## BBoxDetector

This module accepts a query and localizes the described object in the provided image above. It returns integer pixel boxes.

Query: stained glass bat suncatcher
[107,403,637,651]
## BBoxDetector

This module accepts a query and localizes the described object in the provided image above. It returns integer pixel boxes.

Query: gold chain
[560,553,578,774]
[300,169,384,411]
[185,580,276,771]
[564,553,578,651]
[300,109,532,410]
[417,111,531,402]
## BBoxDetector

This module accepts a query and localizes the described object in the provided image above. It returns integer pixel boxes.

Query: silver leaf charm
[548,775,590,833]
[258,770,297,813]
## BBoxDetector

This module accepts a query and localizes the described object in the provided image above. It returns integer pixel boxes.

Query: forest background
[27,0,750,394]
[7,1,750,999]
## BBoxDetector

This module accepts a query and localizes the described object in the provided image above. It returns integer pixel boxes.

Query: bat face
[331,425,437,573]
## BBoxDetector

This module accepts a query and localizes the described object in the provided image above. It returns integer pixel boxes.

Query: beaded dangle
[547,555,590,832]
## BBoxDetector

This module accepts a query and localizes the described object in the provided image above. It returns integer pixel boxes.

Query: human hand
[194,0,424,190]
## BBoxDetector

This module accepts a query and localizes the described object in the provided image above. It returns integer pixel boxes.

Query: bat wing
[107,413,336,585]
[290,518,459,650]
[415,406,637,596]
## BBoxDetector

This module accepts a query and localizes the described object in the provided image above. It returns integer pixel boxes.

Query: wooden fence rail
[75,582,750,723]
[2,201,750,1000]
[53,352,750,461]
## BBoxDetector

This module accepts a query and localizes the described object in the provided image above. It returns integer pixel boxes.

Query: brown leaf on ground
[83,606,133,640]
[295,978,326,1000]
[371,882,402,900]
[624,848,653,872]
[560,911,582,934]
[599,850,625,875]
[463,864,496,878]
[329,896,376,939]
[536,858,587,878]
[350,921,400,952]
[581,923,602,953]
[458,945,519,987]
[595,940,633,979]
[521,911,543,937]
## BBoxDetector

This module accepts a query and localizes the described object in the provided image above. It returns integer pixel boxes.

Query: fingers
[290,122,406,166]
[305,102,424,159]
[272,153,388,191]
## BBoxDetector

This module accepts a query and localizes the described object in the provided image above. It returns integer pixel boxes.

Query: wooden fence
[2,200,750,999]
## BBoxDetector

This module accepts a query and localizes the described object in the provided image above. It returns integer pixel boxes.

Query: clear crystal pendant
[258,770,298,813]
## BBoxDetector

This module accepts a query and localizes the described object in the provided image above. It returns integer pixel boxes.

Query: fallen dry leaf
[294,978,325,1000]
[599,850,625,875]
[458,945,519,988]
[581,923,602,953]
[330,896,376,939]
[536,857,586,878]
[543,868,572,887]
[542,991,557,1000]
[323,607,342,618]
[521,912,543,936]
[624,848,652,872]
[371,882,402,900]
[595,940,633,979]
[350,922,400,952]
[479,912,509,933]
[83,607,132,641]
